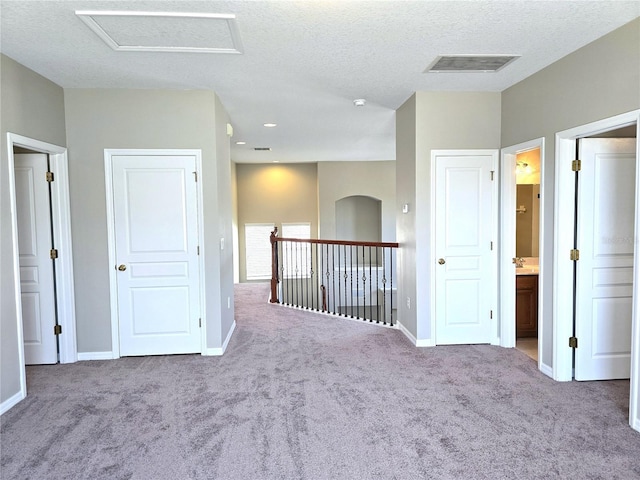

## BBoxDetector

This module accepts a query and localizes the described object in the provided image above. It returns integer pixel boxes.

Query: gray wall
[235,163,319,283]
[397,92,502,340]
[501,18,640,374]
[64,89,230,354]
[395,96,417,337]
[1,54,67,405]
[317,161,395,243]
[213,95,236,346]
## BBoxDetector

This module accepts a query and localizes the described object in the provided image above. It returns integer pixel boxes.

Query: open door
[574,138,636,381]
[14,153,58,365]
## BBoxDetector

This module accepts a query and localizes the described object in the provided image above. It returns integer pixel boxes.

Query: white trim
[430,149,499,346]
[398,321,435,346]
[222,320,236,352]
[6,133,78,410]
[203,320,237,356]
[499,138,545,365]
[554,110,640,433]
[0,391,26,416]
[539,362,553,379]
[103,149,206,359]
[77,352,116,361]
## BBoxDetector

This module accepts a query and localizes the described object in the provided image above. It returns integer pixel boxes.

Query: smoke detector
[353,99,366,107]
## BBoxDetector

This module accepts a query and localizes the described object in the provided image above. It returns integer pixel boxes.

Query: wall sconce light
[516,161,531,174]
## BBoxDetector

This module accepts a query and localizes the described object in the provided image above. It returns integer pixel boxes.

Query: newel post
[270,227,280,303]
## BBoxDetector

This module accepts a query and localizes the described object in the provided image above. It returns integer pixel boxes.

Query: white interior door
[111,154,202,356]
[15,153,58,365]
[575,138,636,380]
[435,152,496,345]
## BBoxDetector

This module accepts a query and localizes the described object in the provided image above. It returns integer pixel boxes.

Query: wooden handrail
[270,228,399,310]
[271,236,399,248]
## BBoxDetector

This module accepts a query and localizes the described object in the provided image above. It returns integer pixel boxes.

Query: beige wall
[501,17,640,371]
[1,54,67,406]
[397,92,502,340]
[64,89,231,354]
[317,161,395,242]
[236,163,318,282]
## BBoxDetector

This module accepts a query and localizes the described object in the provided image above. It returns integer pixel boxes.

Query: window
[281,223,312,278]
[245,223,275,280]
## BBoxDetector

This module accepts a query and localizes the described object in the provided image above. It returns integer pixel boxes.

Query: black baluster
[382,247,387,325]
[350,244,354,318]
[369,246,373,322]
[362,246,367,322]
[390,246,394,326]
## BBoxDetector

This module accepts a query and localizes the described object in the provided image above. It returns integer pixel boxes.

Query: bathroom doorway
[499,138,549,375]
[514,148,541,361]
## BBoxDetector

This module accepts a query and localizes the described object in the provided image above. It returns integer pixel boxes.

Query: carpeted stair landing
[1,283,639,479]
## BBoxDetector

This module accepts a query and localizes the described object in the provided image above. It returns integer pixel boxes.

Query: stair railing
[270,228,399,326]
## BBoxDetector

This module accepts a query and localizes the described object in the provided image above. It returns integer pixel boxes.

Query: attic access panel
[75,11,244,54]
[426,55,520,73]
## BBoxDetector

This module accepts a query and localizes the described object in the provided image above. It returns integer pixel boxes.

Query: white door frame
[104,149,207,358]
[6,133,78,384]
[499,138,549,375]
[554,110,640,432]
[430,149,499,344]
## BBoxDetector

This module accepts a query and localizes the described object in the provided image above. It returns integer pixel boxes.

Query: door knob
[438,258,446,265]
[117,264,127,271]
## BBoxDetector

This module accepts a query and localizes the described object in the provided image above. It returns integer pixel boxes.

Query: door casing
[4,133,78,413]
[553,110,640,434]
[499,138,549,376]
[104,149,207,358]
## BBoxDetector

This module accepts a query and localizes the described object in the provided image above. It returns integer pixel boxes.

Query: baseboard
[632,416,640,433]
[77,351,114,361]
[0,390,26,416]
[416,338,436,347]
[539,362,553,378]
[203,321,237,356]
[397,322,435,347]
[222,320,236,352]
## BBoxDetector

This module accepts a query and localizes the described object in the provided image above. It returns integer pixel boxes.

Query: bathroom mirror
[516,184,540,257]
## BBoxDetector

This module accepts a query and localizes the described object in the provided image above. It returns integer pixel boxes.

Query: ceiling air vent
[254,147,272,151]
[425,55,520,73]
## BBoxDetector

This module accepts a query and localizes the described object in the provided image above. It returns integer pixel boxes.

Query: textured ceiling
[1,1,639,163]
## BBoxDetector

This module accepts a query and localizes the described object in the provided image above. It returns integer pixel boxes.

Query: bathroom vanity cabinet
[516,274,538,338]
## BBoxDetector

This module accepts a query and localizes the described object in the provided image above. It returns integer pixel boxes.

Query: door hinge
[490,310,493,319]
[199,318,202,328]
[569,336,578,349]
[46,171,54,182]
[571,160,582,172]
[193,171,198,182]
[50,248,58,260]
[490,170,495,181]
[570,249,580,261]
[54,324,62,335]
[490,241,494,251]
[197,246,200,255]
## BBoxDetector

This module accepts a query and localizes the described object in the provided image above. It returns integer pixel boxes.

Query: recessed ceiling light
[273,160,280,163]
[235,141,246,145]
[263,123,277,128]
[353,99,366,107]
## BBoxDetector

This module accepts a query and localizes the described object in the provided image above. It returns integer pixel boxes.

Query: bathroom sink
[516,266,539,275]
